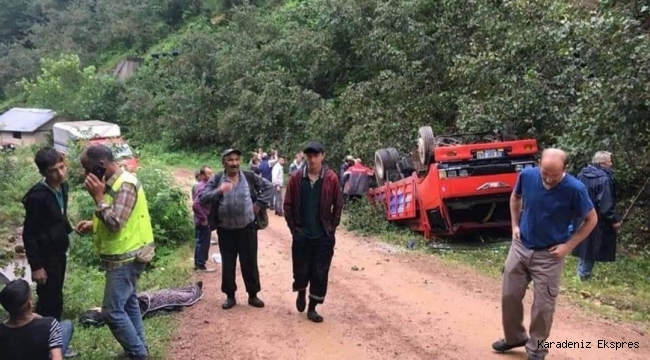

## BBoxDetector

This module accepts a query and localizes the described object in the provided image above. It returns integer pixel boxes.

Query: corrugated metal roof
[0,108,57,132]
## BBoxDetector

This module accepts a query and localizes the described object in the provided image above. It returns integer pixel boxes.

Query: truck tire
[417,126,435,168]
[385,147,401,167]
[374,148,399,186]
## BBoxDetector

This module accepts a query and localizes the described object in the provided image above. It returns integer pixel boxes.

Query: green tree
[19,53,119,120]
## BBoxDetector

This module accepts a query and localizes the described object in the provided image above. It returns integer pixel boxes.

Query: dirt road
[169,169,647,360]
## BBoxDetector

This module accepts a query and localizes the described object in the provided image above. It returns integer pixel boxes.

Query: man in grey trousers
[492,149,597,360]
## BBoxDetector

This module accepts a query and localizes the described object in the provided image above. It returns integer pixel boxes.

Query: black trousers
[291,233,335,304]
[216,223,261,297]
[35,254,67,320]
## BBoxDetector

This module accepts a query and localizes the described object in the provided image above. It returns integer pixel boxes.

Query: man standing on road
[571,151,622,280]
[75,144,155,360]
[283,141,344,323]
[492,148,597,360]
[200,148,273,310]
[192,165,216,272]
[272,154,286,216]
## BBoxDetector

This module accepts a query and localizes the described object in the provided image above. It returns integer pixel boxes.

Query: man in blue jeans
[192,165,216,272]
[0,279,74,360]
[75,144,155,359]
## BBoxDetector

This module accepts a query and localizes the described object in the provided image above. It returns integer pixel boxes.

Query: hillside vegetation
[2,0,650,328]
[4,0,649,239]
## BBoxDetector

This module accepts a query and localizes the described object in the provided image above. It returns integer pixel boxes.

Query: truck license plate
[476,149,504,159]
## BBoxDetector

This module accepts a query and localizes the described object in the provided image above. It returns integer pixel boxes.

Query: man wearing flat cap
[200,148,273,310]
[283,141,344,323]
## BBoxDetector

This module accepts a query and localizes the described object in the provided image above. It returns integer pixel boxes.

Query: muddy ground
[168,168,647,360]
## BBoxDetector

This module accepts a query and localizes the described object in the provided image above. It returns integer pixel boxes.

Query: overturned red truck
[368,126,538,241]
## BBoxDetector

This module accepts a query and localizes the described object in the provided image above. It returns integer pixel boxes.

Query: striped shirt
[48,319,63,349]
[0,316,62,359]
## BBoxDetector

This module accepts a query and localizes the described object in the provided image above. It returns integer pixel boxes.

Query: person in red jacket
[342,158,374,203]
[283,141,343,323]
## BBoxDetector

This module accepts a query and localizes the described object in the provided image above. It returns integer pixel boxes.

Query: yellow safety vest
[92,171,154,259]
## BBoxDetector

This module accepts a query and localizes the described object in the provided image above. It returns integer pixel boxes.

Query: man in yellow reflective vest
[75,144,155,360]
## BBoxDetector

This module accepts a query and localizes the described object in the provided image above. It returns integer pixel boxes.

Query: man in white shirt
[272,155,286,216]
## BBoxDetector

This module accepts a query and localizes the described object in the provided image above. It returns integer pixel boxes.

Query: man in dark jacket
[21,147,73,321]
[283,141,344,323]
[571,151,622,280]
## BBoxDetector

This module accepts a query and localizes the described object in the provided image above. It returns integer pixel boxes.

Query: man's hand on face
[84,173,105,202]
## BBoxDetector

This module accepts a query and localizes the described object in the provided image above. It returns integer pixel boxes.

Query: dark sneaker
[296,293,306,313]
[248,296,265,308]
[492,338,527,352]
[307,310,323,323]
[222,297,237,309]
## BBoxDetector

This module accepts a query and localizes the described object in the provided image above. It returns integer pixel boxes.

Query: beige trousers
[501,239,566,358]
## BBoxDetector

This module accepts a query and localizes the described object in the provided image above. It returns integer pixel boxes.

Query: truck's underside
[369,126,538,241]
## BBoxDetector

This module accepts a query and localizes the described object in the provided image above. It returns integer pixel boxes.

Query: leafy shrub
[0,149,41,266]
[133,163,193,247]
[343,197,403,236]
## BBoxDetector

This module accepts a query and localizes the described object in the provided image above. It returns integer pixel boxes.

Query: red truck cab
[369,126,538,240]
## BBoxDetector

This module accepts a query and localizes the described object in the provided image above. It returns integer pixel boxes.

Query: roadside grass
[438,247,650,326]
[62,241,194,360]
[343,198,650,330]
[138,143,219,170]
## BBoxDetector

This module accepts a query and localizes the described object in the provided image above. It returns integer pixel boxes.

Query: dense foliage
[1,0,649,232]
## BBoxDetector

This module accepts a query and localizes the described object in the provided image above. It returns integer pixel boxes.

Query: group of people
[0,140,623,360]
[1,144,156,359]
[188,141,343,322]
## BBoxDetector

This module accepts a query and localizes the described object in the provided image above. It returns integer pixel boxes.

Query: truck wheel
[385,147,401,168]
[375,148,399,186]
[417,126,435,168]
[374,149,387,186]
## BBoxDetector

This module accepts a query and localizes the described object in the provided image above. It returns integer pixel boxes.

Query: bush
[133,162,193,247]
[343,197,404,236]
[0,149,41,266]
